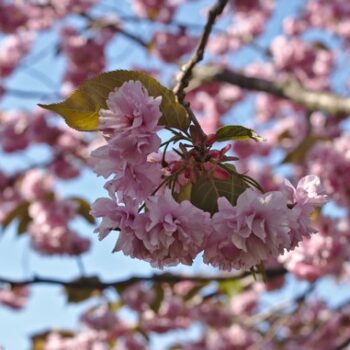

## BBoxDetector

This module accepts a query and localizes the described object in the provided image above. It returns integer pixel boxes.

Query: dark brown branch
[192,65,350,116]
[173,0,229,101]
[173,0,229,143]
[0,268,286,289]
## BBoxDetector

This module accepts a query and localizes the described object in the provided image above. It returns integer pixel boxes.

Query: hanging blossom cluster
[90,80,326,270]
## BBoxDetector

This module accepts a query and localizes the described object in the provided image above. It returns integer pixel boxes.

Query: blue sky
[1,0,349,349]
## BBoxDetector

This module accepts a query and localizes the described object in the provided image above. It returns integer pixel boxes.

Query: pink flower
[80,305,118,331]
[90,143,125,179]
[90,197,138,240]
[104,161,162,203]
[107,129,161,164]
[281,175,327,207]
[120,190,212,268]
[120,283,155,312]
[280,217,347,281]
[204,189,292,270]
[280,175,326,247]
[151,29,197,63]
[131,0,181,23]
[0,285,29,310]
[29,224,90,256]
[19,169,53,201]
[99,80,162,134]
[141,296,191,333]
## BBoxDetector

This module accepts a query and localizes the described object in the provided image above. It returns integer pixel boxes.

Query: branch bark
[192,65,350,116]
[0,268,286,289]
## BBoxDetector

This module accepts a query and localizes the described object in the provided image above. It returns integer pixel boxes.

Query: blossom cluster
[90,80,326,270]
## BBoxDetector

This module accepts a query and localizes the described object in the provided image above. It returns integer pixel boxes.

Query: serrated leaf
[218,279,242,297]
[2,202,29,232]
[282,136,322,163]
[70,197,95,224]
[39,70,189,131]
[64,276,101,303]
[191,172,248,214]
[216,125,263,142]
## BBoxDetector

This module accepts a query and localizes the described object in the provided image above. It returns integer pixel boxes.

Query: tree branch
[192,65,350,116]
[173,0,229,143]
[0,268,286,289]
[173,0,229,101]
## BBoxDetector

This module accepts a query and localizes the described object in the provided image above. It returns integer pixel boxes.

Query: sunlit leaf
[70,197,95,224]
[2,202,29,232]
[39,70,189,131]
[218,279,242,297]
[283,136,323,163]
[216,125,263,142]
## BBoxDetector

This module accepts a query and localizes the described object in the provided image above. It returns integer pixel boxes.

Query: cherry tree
[0,0,350,349]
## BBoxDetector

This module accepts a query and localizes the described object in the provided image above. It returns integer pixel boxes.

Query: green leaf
[70,197,95,224]
[64,276,102,303]
[16,210,32,235]
[2,202,29,232]
[191,172,248,214]
[182,282,208,301]
[218,279,243,297]
[283,136,322,163]
[173,182,192,203]
[216,125,263,142]
[150,282,164,313]
[39,70,189,131]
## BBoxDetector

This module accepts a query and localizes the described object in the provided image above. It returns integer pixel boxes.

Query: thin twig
[173,0,229,145]
[173,0,229,100]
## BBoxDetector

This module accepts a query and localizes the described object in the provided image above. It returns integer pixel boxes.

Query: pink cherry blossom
[132,0,182,23]
[120,190,212,268]
[18,169,54,201]
[151,29,197,63]
[90,197,138,240]
[280,217,348,281]
[99,80,162,134]
[0,285,29,310]
[104,161,162,203]
[204,189,292,270]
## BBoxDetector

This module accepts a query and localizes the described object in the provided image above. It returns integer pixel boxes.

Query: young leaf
[282,136,323,163]
[150,282,165,313]
[218,279,243,297]
[2,202,29,232]
[70,197,96,224]
[191,172,248,214]
[216,125,263,142]
[39,70,189,131]
[64,276,102,303]
[16,210,32,235]
[173,182,192,203]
